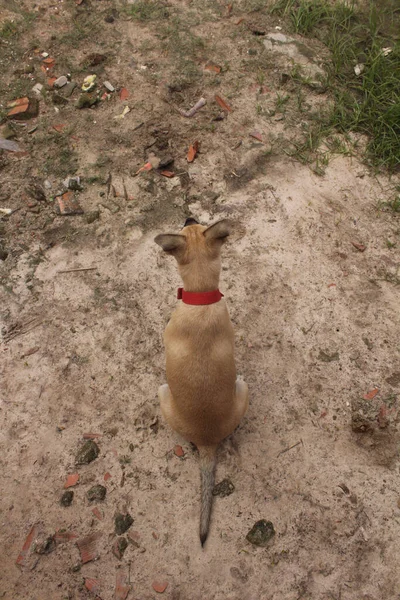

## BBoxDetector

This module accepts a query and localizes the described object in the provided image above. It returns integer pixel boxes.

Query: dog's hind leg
[158,383,187,438]
[232,378,249,427]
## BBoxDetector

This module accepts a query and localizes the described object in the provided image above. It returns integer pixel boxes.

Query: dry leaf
[205,63,221,74]
[351,241,366,252]
[215,94,232,112]
[187,141,199,163]
[363,388,379,400]
[249,130,263,142]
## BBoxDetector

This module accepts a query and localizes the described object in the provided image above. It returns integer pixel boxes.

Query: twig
[57,267,97,274]
[277,440,303,458]
[132,121,144,132]
[122,179,128,202]
[105,172,112,200]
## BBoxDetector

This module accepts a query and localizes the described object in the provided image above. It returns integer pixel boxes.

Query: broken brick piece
[83,433,102,439]
[56,191,84,216]
[7,98,39,120]
[54,530,78,542]
[76,532,102,564]
[47,77,57,87]
[119,87,129,101]
[64,473,80,489]
[173,445,184,458]
[92,507,104,521]
[104,472,112,482]
[112,537,128,560]
[52,124,67,133]
[152,580,169,594]
[160,170,175,178]
[115,570,131,600]
[16,525,38,566]
[84,578,101,594]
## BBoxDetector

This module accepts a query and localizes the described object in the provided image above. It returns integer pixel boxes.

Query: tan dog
[155,218,248,546]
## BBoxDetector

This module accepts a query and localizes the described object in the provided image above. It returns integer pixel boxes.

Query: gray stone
[115,512,134,535]
[76,440,100,465]
[213,478,235,497]
[62,82,77,98]
[86,210,100,224]
[32,83,43,95]
[54,76,68,89]
[87,484,107,502]
[104,81,115,92]
[60,490,74,506]
[246,520,275,547]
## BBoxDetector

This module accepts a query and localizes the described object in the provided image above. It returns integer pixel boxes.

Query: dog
[155,217,248,546]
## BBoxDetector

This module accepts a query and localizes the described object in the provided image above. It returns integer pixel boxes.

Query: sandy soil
[1,1,400,599]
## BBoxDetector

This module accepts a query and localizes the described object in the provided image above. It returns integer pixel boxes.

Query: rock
[351,397,381,433]
[76,93,98,109]
[60,490,74,506]
[84,53,107,67]
[86,210,100,224]
[35,536,56,555]
[32,83,43,96]
[61,82,77,98]
[213,478,235,497]
[54,76,68,89]
[104,81,115,92]
[76,440,100,465]
[0,246,9,261]
[318,350,339,363]
[44,179,52,190]
[87,484,107,502]
[115,512,134,535]
[0,124,16,139]
[63,176,82,191]
[246,520,275,547]
[158,155,174,169]
[112,537,128,559]
[52,93,69,106]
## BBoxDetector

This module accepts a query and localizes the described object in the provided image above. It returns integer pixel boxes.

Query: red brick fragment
[174,445,184,458]
[16,525,38,566]
[76,532,102,564]
[92,507,103,521]
[160,170,175,178]
[56,191,83,215]
[64,473,79,488]
[119,87,129,101]
[47,77,57,87]
[84,578,101,594]
[115,570,131,600]
[54,530,78,542]
[83,433,102,439]
[7,97,29,108]
[104,472,112,482]
[152,580,168,593]
[52,124,67,133]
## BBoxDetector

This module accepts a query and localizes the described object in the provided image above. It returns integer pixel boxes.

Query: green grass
[270,0,400,170]
[126,0,170,21]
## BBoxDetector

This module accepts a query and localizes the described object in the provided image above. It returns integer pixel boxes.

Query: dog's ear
[203,219,232,243]
[154,234,186,254]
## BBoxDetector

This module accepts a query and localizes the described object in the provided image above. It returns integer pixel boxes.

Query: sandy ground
[1,1,400,599]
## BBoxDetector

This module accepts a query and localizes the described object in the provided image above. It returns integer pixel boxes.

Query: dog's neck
[178,259,221,293]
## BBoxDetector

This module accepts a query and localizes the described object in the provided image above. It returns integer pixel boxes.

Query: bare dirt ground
[1,1,400,599]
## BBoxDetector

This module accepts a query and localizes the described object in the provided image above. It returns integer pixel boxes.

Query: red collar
[177,287,224,305]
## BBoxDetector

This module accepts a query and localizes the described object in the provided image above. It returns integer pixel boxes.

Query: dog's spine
[199,445,217,547]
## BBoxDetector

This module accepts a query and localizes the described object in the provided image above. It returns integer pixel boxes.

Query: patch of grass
[0,20,19,40]
[126,0,169,21]
[271,0,400,170]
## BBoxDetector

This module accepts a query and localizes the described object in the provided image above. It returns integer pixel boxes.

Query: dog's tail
[198,445,217,547]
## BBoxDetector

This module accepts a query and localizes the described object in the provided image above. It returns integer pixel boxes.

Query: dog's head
[154,218,232,264]
[154,218,233,287]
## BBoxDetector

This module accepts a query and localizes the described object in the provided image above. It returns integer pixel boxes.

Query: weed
[271,0,400,170]
[126,0,169,21]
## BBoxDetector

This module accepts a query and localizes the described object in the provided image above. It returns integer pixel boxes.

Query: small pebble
[104,81,115,92]
[54,76,68,89]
